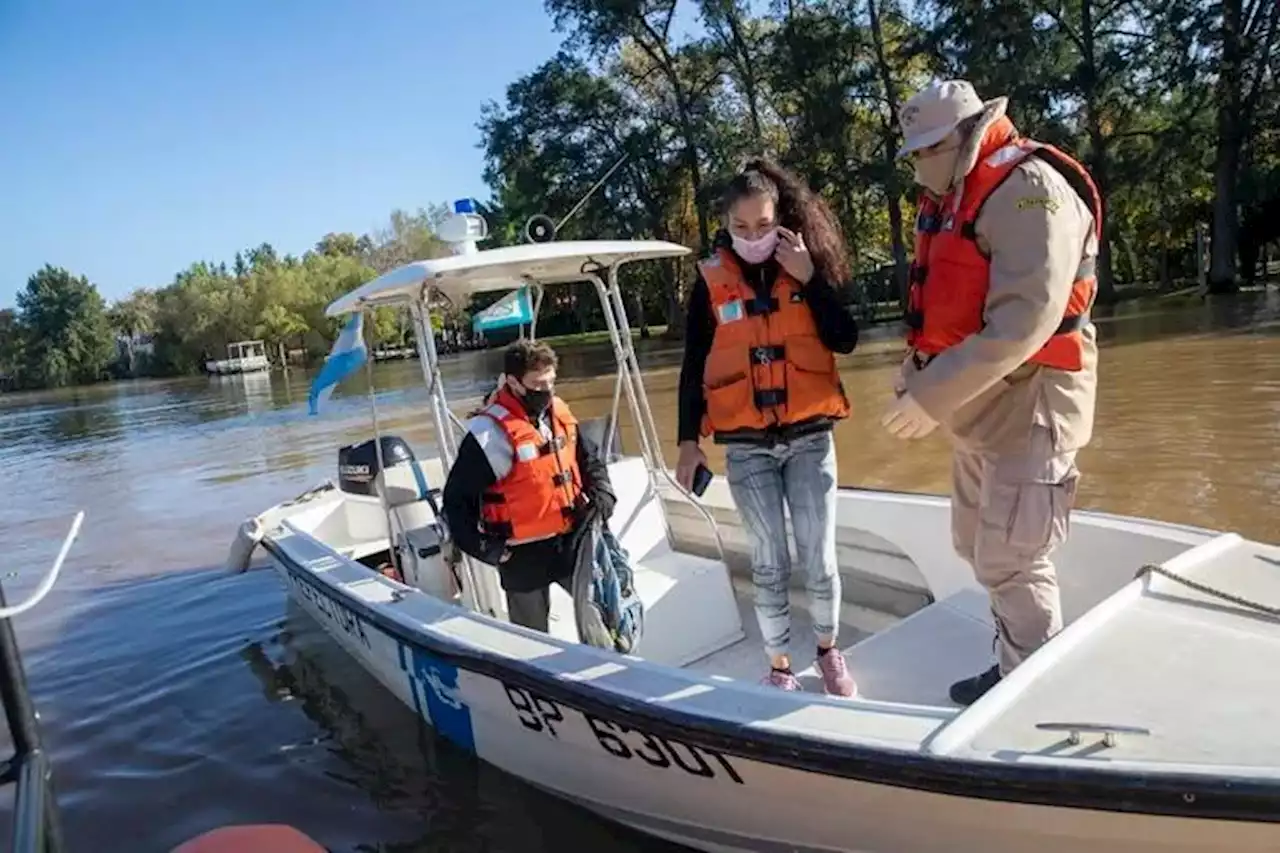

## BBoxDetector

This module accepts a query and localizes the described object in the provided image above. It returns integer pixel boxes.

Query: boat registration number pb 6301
[503,682,745,785]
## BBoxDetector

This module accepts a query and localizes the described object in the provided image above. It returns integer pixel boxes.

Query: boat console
[336,435,457,602]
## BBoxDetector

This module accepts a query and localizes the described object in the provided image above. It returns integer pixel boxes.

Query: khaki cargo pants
[951,424,1079,675]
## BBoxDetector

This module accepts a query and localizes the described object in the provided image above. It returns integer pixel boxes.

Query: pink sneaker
[761,669,801,691]
[815,647,857,697]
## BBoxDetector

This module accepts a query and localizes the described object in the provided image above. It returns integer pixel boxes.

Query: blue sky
[0,0,569,306]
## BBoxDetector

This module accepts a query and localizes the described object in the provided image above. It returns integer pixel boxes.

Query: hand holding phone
[676,440,707,491]
[691,463,713,497]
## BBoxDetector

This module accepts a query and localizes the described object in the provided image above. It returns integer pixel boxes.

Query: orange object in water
[170,824,327,853]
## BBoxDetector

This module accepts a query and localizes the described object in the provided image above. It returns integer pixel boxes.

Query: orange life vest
[477,386,582,544]
[699,247,850,438]
[906,117,1103,371]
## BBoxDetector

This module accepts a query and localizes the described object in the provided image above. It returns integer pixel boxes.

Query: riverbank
[6,279,1274,398]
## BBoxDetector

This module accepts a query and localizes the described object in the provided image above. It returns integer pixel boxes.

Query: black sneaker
[949,665,1001,706]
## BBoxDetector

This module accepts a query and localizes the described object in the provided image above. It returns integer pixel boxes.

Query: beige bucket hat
[896,79,992,159]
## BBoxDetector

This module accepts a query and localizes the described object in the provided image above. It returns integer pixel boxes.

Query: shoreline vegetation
[5,1,1276,394]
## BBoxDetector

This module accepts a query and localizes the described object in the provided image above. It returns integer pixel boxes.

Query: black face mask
[520,388,553,417]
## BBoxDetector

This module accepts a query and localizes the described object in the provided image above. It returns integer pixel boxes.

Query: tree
[480,52,688,333]
[15,265,118,388]
[1207,0,1279,292]
[108,288,158,376]
[315,232,373,259]
[0,308,26,388]
[19,0,1273,389]
[546,0,724,253]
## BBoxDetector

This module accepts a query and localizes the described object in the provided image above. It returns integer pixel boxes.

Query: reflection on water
[0,289,1277,850]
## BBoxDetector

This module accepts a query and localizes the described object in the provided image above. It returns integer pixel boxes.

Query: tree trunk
[635,18,712,255]
[1158,230,1171,290]
[629,292,650,338]
[664,284,685,338]
[866,0,909,306]
[678,117,711,253]
[721,4,763,146]
[651,223,686,338]
[1209,0,1246,294]
[1119,231,1137,286]
[1079,0,1117,303]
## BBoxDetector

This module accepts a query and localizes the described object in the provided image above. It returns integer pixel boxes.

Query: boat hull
[266,552,1280,853]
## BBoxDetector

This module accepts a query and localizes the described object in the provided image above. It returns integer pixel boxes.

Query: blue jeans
[725,430,840,660]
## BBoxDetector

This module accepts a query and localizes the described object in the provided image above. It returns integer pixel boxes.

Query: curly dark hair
[503,339,557,381]
[721,158,851,285]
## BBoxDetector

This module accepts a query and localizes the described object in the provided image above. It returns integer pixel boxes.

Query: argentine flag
[308,313,368,416]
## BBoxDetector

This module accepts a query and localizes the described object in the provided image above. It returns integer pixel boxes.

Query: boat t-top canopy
[324,240,690,317]
[315,202,719,613]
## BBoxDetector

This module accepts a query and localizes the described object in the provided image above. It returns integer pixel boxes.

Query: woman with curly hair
[675,158,860,696]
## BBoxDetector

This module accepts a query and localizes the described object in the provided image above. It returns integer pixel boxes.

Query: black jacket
[677,231,861,445]
[441,416,616,593]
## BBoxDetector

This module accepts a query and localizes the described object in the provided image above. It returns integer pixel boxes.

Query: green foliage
[481,0,1278,308]
[142,229,410,376]
[10,0,1278,390]
[4,207,464,390]
[9,266,118,388]
[0,308,28,388]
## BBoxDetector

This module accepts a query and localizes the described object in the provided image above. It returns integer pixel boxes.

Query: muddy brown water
[0,288,1277,851]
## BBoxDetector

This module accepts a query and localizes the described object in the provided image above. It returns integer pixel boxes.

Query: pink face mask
[731,228,779,265]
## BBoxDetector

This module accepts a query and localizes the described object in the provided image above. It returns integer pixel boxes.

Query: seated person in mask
[442,339,616,633]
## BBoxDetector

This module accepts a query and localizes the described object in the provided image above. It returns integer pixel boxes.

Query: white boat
[228,204,1280,852]
[205,340,271,375]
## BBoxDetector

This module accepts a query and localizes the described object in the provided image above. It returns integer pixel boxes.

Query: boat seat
[372,460,443,543]
[375,460,440,509]
[840,587,996,707]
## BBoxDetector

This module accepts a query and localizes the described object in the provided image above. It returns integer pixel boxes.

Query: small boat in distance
[205,340,270,375]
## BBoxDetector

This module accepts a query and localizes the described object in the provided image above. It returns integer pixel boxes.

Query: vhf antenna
[524,152,630,244]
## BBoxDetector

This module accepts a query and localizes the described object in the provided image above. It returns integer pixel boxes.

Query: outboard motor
[337,435,417,495]
[336,435,458,603]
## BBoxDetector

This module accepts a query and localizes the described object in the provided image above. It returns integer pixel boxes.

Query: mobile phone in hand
[691,463,713,497]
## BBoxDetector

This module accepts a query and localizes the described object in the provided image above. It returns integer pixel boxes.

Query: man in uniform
[880,80,1101,705]
[442,339,616,633]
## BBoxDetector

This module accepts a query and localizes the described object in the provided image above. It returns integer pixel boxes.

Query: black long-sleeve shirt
[677,235,860,445]
[441,412,615,593]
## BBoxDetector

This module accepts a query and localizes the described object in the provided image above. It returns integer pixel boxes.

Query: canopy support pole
[530,284,545,340]
[588,268,725,563]
[409,296,504,620]
[360,312,403,580]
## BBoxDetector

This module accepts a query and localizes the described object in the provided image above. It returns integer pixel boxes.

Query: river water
[1,290,1277,851]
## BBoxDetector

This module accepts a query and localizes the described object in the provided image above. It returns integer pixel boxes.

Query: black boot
[949,665,1001,706]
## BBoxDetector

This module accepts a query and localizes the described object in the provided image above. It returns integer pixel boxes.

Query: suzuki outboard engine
[338,435,417,496]
[336,435,458,603]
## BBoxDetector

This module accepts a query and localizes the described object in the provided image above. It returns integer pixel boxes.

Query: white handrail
[0,511,84,620]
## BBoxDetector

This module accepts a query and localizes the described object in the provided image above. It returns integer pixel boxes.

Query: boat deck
[931,535,1280,771]
[269,455,1280,776]
[684,577,997,708]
